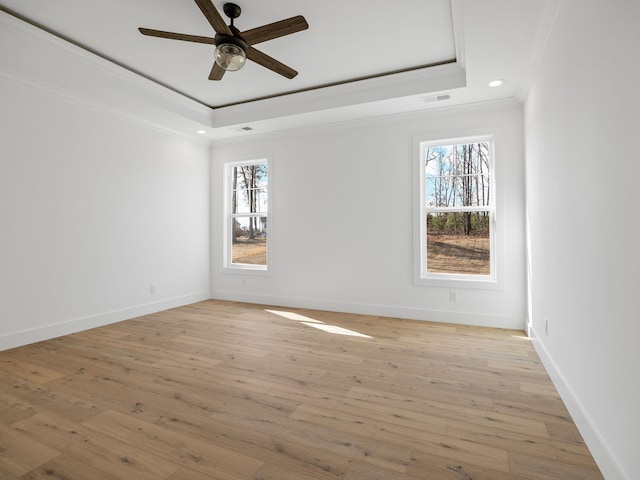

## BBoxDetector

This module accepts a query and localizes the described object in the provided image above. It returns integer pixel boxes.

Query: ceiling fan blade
[194,0,232,35]
[246,47,298,79]
[139,28,215,45]
[241,15,309,45]
[209,62,226,81]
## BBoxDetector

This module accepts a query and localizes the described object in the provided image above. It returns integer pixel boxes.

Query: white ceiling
[0,0,554,140]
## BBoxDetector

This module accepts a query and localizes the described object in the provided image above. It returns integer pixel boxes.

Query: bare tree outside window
[424,142,492,276]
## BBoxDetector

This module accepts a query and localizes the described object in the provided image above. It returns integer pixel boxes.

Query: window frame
[414,134,498,287]
[222,157,272,274]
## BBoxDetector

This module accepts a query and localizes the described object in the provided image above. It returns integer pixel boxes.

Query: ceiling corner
[516,0,566,102]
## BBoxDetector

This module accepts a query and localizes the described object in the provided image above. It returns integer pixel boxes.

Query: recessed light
[196,129,206,134]
[489,79,504,87]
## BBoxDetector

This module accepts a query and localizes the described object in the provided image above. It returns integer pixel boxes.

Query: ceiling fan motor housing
[223,3,242,20]
[214,32,247,51]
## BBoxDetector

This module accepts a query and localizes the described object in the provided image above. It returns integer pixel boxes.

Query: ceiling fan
[138,0,308,81]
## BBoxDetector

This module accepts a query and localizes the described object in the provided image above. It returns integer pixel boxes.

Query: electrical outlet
[449,290,458,303]
[149,284,156,295]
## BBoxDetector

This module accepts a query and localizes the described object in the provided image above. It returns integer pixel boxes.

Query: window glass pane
[424,143,490,208]
[232,164,268,214]
[426,212,491,275]
[232,216,267,266]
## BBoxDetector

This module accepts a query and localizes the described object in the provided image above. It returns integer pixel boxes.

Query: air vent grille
[421,93,452,103]
[233,126,254,132]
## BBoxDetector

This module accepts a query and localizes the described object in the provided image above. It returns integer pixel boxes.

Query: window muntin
[225,160,269,270]
[419,138,495,281]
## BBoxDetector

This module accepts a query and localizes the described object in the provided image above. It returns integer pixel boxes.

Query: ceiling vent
[421,93,452,103]
[233,126,254,132]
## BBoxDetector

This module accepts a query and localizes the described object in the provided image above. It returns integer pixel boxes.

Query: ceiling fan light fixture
[214,34,247,72]
[215,42,246,71]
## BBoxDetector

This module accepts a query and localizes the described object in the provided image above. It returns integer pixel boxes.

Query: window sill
[414,273,501,290]
[222,265,270,276]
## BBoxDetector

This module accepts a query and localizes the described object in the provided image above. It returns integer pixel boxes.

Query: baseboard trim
[211,290,525,330]
[529,326,628,480]
[0,291,211,351]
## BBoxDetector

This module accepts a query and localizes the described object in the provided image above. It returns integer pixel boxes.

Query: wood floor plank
[287,404,413,472]
[493,389,574,424]
[346,385,430,414]
[407,450,523,480]
[48,365,224,423]
[346,385,547,439]
[205,407,383,476]
[509,451,604,480]
[0,465,22,480]
[21,456,120,480]
[0,391,39,427]
[0,300,604,480]
[344,461,420,480]
[446,419,599,469]
[425,399,550,438]
[291,395,449,437]
[250,463,328,480]
[1,377,102,424]
[411,433,511,473]
[520,381,561,397]
[13,411,182,479]
[154,410,351,479]
[0,425,60,477]
[166,466,222,480]
[83,410,264,479]
[0,357,65,384]
[545,420,589,444]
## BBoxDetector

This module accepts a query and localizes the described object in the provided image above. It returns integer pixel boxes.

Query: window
[224,159,269,271]
[417,136,495,283]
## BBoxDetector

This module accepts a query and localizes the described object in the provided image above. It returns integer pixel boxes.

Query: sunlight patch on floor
[265,309,372,338]
[264,309,323,323]
[300,322,373,338]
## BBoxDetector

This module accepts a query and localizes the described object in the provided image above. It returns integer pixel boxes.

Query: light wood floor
[0,300,603,479]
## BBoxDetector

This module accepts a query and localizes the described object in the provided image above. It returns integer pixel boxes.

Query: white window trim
[413,134,501,289]
[222,157,273,275]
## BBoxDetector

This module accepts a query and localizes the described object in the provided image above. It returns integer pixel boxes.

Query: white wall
[0,23,211,351]
[212,101,526,329]
[524,1,640,478]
